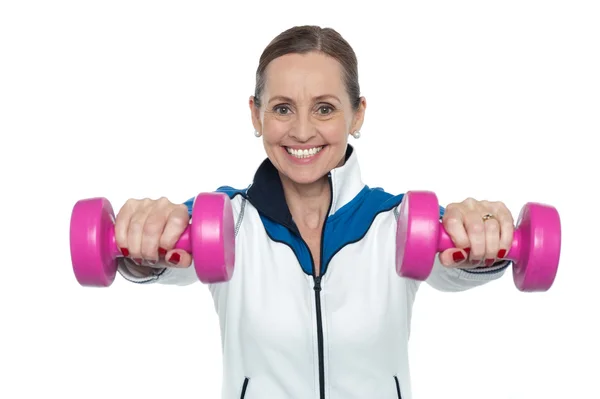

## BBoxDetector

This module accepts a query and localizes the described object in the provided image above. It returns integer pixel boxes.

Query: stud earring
[254,130,262,138]
[351,130,361,139]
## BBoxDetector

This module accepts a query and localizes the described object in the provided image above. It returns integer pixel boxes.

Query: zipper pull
[314,276,322,292]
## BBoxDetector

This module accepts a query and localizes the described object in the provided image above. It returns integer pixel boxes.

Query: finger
[140,200,172,265]
[464,211,486,266]
[494,206,514,259]
[114,199,138,257]
[483,218,500,266]
[438,248,468,267]
[442,204,470,250]
[159,204,190,251]
[165,249,192,268]
[127,199,153,265]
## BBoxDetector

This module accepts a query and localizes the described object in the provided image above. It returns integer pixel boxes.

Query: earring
[254,130,262,138]
[351,130,361,139]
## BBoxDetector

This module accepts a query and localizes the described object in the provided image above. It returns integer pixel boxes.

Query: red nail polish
[168,252,181,265]
[485,259,495,267]
[120,248,129,257]
[452,251,466,263]
[133,258,143,265]
[471,260,481,266]
[497,249,507,258]
[158,247,167,256]
[464,248,471,255]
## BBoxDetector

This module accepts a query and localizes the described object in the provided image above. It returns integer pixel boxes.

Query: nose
[289,113,317,142]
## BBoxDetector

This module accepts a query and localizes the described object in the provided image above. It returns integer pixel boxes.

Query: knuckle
[485,221,500,233]
[124,198,140,210]
[444,215,462,227]
[143,219,164,236]
[128,218,144,234]
[141,197,153,207]
[156,196,172,206]
[463,197,477,206]
[468,222,485,235]
[169,214,189,230]
[445,202,459,211]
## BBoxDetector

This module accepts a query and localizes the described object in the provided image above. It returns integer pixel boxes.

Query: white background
[1,1,598,398]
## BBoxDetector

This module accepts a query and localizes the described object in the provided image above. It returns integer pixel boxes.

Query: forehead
[263,52,345,97]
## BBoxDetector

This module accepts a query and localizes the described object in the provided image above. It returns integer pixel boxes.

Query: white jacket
[119,145,509,399]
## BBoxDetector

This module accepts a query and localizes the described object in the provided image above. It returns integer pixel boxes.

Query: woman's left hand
[439,198,514,268]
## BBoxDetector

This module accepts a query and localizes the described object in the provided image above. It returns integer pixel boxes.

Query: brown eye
[274,105,291,115]
[318,105,334,115]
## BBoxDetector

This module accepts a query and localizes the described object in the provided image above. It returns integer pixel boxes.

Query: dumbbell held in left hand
[395,191,561,292]
[69,192,236,287]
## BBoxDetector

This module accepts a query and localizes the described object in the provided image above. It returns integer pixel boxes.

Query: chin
[284,170,328,185]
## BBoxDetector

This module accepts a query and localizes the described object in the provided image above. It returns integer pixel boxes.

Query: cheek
[261,117,289,143]
[318,118,350,142]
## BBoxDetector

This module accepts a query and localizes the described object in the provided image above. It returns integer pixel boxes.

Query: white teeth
[286,146,323,159]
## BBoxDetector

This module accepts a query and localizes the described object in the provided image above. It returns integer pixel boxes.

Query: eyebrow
[268,95,342,104]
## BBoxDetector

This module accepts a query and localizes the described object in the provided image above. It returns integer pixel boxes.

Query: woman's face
[250,51,366,185]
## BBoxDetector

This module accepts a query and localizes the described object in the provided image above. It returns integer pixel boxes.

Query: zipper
[258,172,333,398]
[313,274,325,398]
[240,377,250,399]
[313,172,334,399]
[394,376,402,399]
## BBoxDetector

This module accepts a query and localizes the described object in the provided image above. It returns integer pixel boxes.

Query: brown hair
[253,25,361,111]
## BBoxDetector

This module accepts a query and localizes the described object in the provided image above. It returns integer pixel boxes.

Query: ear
[249,95,262,133]
[350,96,367,133]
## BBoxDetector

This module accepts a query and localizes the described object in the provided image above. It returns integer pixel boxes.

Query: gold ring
[482,213,495,222]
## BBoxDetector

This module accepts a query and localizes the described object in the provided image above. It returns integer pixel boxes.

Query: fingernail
[133,258,143,265]
[146,259,158,266]
[471,259,481,266]
[168,252,181,265]
[120,248,130,257]
[158,247,167,256]
[452,250,466,263]
[464,248,471,255]
[485,258,495,267]
[497,249,507,258]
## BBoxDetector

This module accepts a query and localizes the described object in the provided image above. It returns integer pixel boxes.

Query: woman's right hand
[115,197,193,270]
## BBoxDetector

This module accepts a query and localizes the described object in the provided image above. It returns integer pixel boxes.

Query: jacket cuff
[117,258,168,284]
[456,260,511,281]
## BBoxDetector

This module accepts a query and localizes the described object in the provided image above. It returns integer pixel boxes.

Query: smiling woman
[110,25,539,399]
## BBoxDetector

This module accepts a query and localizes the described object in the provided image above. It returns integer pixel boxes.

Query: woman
[116,25,513,399]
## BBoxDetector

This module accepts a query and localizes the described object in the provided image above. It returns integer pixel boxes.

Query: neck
[280,173,331,231]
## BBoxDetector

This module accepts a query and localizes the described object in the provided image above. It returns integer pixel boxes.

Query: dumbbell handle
[437,224,522,261]
[106,226,193,258]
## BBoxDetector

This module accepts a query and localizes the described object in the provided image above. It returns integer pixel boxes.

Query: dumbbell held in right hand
[69,192,236,287]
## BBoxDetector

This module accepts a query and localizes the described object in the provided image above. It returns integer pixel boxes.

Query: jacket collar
[246,144,365,233]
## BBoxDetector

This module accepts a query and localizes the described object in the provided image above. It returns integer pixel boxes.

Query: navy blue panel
[259,214,314,275]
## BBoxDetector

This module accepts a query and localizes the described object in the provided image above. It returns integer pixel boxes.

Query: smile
[285,146,324,159]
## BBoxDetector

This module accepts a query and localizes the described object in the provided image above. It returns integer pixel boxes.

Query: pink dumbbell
[70,192,235,287]
[395,191,561,292]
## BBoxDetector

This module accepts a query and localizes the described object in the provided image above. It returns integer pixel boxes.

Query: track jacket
[119,145,510,399]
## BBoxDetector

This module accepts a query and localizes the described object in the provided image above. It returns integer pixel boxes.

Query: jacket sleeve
[424,257,510,292]
[117,190,245,287]
[423,204,510,292]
